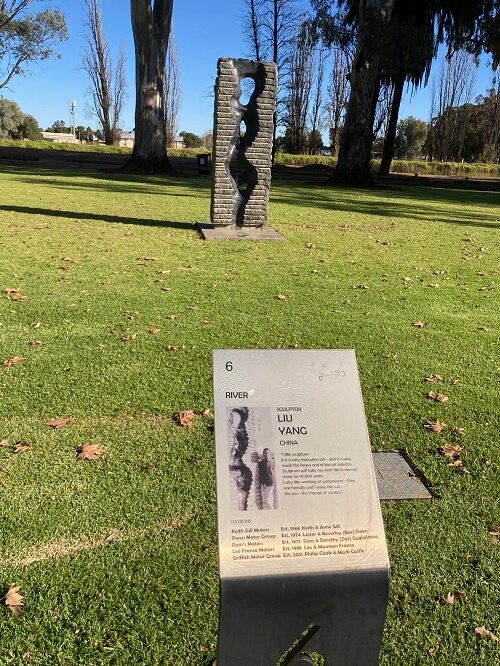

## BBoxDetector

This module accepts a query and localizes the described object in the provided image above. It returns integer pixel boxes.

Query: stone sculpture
[210,57,277,229]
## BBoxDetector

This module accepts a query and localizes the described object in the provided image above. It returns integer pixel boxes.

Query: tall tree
[308,45,327,153]
[326,46,352,155]
[83,0,127,145]
[282,20,315,154]
[0,0,67,90]
[394,116,428,159]
[242,0,264,61]
[429,51,477,161]
[313,0,499,186]
[163,31,180,148]
[241,0,299,158]
[479,73,500,162]
[124,0,174,173]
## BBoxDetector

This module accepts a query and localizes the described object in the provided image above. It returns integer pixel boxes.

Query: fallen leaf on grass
[489,525,500,541]
[474,627,498,642]
[46,418,70,429]
[4,584,23,617]
[447,459,463,467]
[29,340,43,346]
[454,589,468,604]
[451,427,465,436]
[440,444,464,458]
[141,257,159,261]
[276,294,287,300]
[63,257,79,263]
[440,593,455,605]
[203,408,214,419]
[3,287,21,295]
[14,442,31,454]
[166,344,179,351]
[148,328,161,335]
[305,242,315,248]
[3,356,24,367]
[412,321,426,328]
[428,391,448,403]
[202,319,211,325]
[168,314,177,320]
[76,443,104,461]
[7,292,26,301]
[424,420,447,432]
[161,287,172,292]
[0,439,9,447]
[451,377,460,385]
[121,334,136,342]
[175,410,196,428]
[425,374,443,382]
[403,277,413,283]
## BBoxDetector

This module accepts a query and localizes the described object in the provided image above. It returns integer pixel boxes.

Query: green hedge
[0,139,212,157]
[1,139,498,177]
[275,152,500,177]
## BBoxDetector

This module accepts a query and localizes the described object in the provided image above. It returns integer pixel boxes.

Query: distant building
[170,136,184,149]
[117,131,135,148]
[42,132,79,144]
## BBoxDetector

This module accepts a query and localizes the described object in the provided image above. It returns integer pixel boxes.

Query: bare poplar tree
[241,0,299,158]
[163,32,180,148]
[308,46,327,153]
[282,20,315,154]
[242,0,264,61]
[430,51,477,162]
[82,0,127,145]
[326,47,352,155]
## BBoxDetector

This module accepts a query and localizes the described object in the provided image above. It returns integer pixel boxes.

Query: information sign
[213,349,389,580]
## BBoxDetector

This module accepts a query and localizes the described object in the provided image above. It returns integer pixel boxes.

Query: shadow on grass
[271,182,500,229]
[0,204,195,231]
[0,165,210,197]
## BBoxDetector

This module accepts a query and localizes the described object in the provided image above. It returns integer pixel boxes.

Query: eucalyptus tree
[312,0,499,186]
[0,0,67,90]
[123,0,174,173]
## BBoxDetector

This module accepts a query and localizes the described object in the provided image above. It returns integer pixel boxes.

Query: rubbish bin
[197,153,211,175]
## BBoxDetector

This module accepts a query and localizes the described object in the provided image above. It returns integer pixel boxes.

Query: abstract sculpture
[210,57,277,229]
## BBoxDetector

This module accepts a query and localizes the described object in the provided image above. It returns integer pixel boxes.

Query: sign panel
[213,349,389,579]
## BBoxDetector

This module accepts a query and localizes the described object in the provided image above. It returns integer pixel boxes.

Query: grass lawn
[0,165,498,665]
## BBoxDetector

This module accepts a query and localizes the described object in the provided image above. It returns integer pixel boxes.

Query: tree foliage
[0,97,41,139]
[45,119,71,133]
[0,0,67,90]
[394,117,428,159]
[179,131,202,148]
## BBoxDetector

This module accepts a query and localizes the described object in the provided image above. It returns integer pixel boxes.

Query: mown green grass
[0,166,498,665]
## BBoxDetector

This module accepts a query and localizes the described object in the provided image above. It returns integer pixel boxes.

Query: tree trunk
[123,0,174,174]
[378,73,404,175]
[330,0,396,187]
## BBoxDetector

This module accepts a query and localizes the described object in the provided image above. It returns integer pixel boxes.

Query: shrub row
[0,140,498,177]
[275,152,500,177]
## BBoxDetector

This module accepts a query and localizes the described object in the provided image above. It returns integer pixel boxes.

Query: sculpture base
[196,223,284,241]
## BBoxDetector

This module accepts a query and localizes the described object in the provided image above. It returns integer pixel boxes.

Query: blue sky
[4,0,497,140]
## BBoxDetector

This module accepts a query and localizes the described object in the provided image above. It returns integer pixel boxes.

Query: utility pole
[68,99,76,135]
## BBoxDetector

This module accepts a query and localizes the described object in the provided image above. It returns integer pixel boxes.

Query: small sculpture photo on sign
[227,406,278,512]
